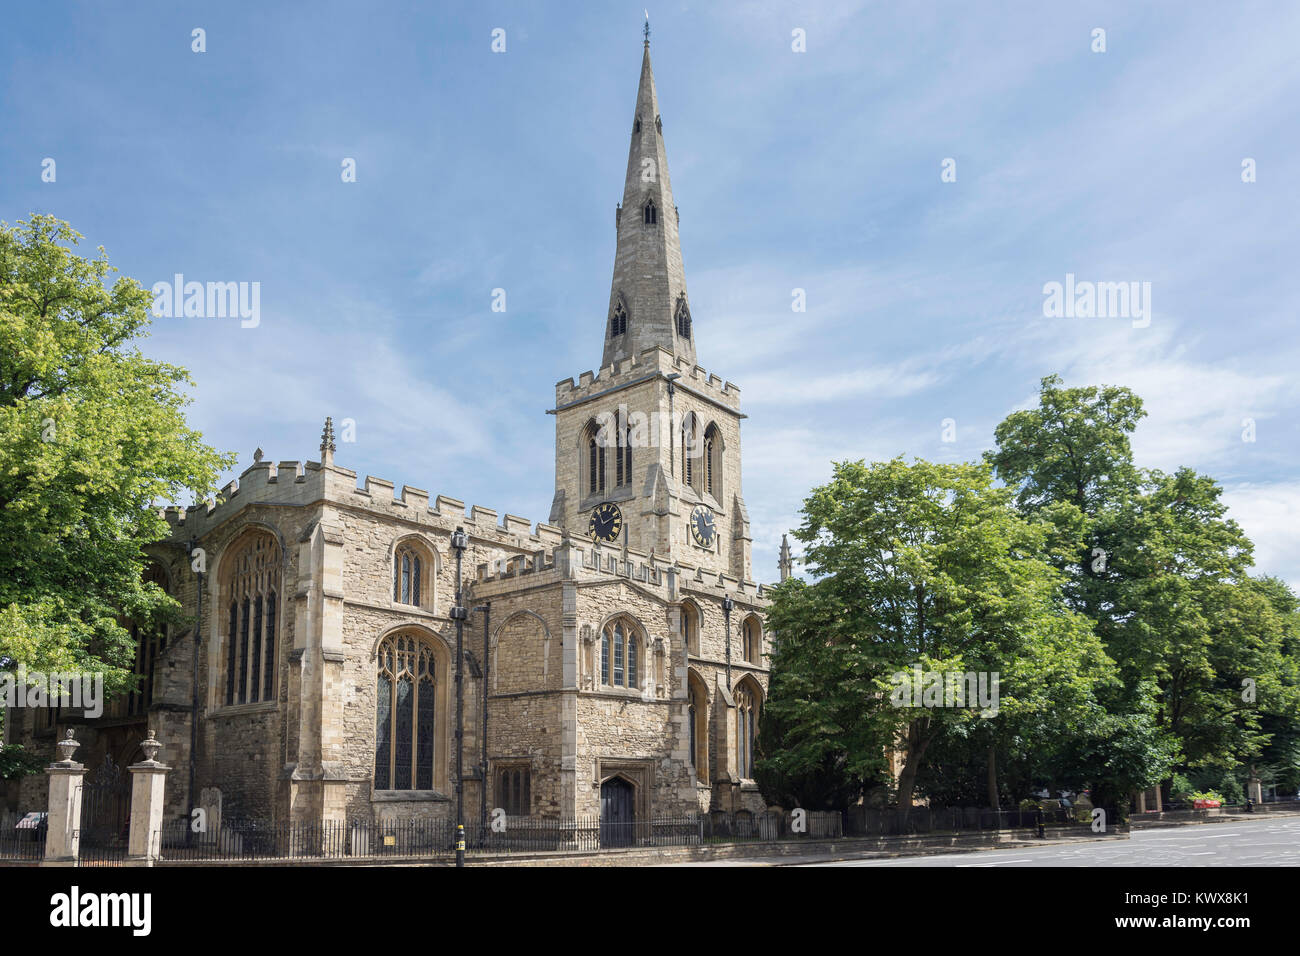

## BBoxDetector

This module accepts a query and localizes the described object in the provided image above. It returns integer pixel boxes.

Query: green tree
[0,215,233,695]
[757,457,1113,810]
[987,375,1299,803]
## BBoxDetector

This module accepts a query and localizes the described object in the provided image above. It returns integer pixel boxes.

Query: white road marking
[956,858,1035,867]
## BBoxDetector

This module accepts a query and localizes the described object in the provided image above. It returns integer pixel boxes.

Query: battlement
[554,346,742,411]
[474,536,768,605]
[159,447,566,551]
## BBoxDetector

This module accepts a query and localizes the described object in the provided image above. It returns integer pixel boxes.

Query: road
[668,816,1300,866]
[800,817,1300,867]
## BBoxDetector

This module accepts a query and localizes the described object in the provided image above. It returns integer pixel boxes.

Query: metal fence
[143,810,838,862]
[0,803,1119,865]
[0,811,47,863]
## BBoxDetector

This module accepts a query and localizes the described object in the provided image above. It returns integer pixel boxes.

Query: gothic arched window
[583,419,606,497]
[600,617,640,689]
[681,413,700,492]
[375,632,440,791]
[643,200,657,225]
[610,300,627,337]
[394,546,422,606]
[675,296,691,339]
[614,409,633,489]
[222,532,280,706]
[703,423,722,498]
[736,681,760,779]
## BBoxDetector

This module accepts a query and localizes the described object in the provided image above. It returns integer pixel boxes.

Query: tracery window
[675,296,691,339]
[223,533,280,706]
[599,617,640,689]
[643,199,657,225]
[374,633,439,791]
[394,545,422,606]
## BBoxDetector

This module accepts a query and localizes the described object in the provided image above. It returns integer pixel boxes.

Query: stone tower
[550,34,753,583]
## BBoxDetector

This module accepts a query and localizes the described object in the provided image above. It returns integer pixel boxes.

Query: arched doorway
[600,776,635,848]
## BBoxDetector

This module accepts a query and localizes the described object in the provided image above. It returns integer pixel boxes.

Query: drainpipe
[184,538,202,843]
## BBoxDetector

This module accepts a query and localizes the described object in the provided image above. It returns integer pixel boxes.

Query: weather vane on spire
[644,10,650,45]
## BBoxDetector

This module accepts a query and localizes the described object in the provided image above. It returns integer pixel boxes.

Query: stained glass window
[375,634,440,792]
[600,618,640,689]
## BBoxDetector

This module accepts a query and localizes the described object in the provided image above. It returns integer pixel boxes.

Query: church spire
[602,32,696,370]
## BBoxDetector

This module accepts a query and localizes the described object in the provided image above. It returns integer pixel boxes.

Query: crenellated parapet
[158,447,568,555]
[554,346,742,412]
[472,535,769,608]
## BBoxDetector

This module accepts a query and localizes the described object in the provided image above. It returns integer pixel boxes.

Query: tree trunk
[986,744,999,809]
[895,718,932,814]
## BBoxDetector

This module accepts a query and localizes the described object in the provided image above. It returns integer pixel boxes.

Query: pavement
[667,815,1300,866]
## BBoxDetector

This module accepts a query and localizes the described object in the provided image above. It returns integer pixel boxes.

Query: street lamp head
[722,594,734,615]
[451,527,468,552]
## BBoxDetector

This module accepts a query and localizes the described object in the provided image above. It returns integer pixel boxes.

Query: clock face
[690,505,716,548]
[588,502,622,542]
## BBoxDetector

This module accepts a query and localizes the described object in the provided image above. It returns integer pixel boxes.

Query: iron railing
[0,811,47,862]
[0,804,1121,865]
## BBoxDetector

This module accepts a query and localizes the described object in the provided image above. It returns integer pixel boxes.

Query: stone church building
[6,37,780,831]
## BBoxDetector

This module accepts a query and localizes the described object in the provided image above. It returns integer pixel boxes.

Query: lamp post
[449,527,469,867]
[472,601,491,844]
[722,594,734,689]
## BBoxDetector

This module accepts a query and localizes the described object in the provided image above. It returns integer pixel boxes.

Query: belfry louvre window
[599,617,639,689]
[375,633,438,791]
[643,200,657,225]
[584,420,606,495]
[499,767,531,816]
[614,410,633,488]
[394,545,422,606]
[223,533,280,706]
[675,296,691,339]
[610,300,627,337]
[681,414,699,491]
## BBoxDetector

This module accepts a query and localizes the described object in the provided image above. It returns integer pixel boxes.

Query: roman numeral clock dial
[588,502,622,542]
[690,505,716,548]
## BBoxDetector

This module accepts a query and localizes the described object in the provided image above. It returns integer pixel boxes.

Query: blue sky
[3,2,1298,587]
